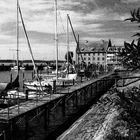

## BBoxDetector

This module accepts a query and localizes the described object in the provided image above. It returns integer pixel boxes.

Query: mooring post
[63,81,65,88]
[53,80,56,94]
[73,79,75,85]
[25,90,28,101]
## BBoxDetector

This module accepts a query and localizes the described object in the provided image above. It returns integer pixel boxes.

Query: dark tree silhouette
[65,51,74,64]
[119,8,140,70]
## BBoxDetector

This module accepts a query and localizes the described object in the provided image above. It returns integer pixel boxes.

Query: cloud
[0,0,140,60]
[122,0,140,3]
[59,0,97,14]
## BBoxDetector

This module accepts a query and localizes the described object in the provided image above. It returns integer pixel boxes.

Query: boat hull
[24,80,53,91]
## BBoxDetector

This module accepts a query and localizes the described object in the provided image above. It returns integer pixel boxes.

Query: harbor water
[0,70,35,90]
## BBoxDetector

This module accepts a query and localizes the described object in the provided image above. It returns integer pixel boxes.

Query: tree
[65,51,74,64]
[99,65,104,73]
[118,8,140,70]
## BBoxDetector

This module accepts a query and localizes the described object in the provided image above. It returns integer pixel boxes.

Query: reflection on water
[0,70,34,90]
[0,70,33,82]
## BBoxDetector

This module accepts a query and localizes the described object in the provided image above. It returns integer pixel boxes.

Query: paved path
[57,102,118,140]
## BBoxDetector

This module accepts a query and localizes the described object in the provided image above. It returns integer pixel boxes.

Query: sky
[0,0,140,60]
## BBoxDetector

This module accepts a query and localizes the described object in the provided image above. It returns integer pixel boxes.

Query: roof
[78,40,108,53]
[107,45,123,52]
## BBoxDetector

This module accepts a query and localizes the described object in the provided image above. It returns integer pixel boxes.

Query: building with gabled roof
[76,40,108,66]
[76,39,123,70]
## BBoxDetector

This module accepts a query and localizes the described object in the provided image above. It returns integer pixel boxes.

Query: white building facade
[76,40,123,69]
[106,45,123,68]
[76,40,108,67]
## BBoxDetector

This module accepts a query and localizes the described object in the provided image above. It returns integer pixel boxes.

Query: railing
[0,72,116,140]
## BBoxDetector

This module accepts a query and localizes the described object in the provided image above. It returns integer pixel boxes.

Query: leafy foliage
[118,40,140,69]
[125,8,140,23]
[119,8,140,69]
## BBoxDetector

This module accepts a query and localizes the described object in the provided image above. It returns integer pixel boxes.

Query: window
[88,57,90,60]
[88,53,90,56]
[97,57,100,61]
[84,57,86,60]
[102,57,104,61]
[93,57,95,60]
[98,53,100,56]
[93,53,95,56]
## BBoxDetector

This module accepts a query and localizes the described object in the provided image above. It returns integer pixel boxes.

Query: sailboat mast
[67,14,69,74]
[55,0,58,79]
[18,4,43,91]
[17,0,19,74]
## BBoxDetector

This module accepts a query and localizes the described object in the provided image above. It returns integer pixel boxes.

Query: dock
[0,72,118,140]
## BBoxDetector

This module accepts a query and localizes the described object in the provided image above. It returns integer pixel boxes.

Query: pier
[0,72,118,140]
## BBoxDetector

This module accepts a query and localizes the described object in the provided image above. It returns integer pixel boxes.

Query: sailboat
[40,5,77,85]
[55,14,77,84]
[0,0,50,102]
[10,0,25,72]
[24,0,77,91]
[23,0,59,91]
[0,0,21,99]
[15,2,52,92]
